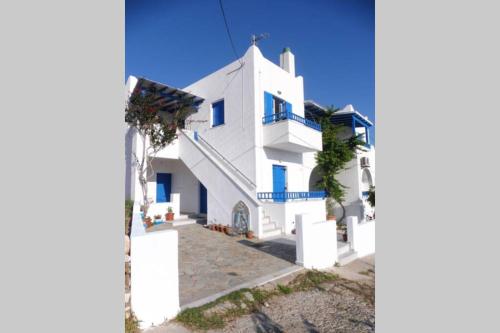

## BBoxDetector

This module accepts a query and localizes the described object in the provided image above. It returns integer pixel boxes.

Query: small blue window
[212,100,225,127]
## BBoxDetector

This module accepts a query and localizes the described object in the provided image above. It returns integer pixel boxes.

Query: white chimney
[279,47,295,76]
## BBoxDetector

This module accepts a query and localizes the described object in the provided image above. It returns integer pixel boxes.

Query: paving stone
[160,224,296,307]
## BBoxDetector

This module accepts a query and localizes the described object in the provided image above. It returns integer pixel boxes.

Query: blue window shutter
[264,92,274,120]
[212,100,224,127]
[219,101,224,125]
[285,101,292,114]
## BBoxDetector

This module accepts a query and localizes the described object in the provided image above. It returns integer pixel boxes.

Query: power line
[218,0,242,65]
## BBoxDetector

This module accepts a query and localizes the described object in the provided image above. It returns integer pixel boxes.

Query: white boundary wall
[347,216,376,257]
[130,203,180,329]
[295,213,337,269]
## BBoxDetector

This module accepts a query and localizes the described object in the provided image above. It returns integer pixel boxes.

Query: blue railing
[257,191,326,202]
[262,111,322,131]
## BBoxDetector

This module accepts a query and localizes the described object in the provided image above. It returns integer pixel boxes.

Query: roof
[304,100,373,128]
[132,77,205,113]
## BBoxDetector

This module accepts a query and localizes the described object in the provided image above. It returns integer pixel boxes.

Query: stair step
[337,250,358,266]
[261,228,282,239]
[337,241,351,256]
[262,222,277,231]
[170,218,197,227]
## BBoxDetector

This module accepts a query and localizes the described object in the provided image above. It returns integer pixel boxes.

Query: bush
[125,199,134,236]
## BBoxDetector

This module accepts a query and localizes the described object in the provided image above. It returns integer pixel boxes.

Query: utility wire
[218,0,242,65]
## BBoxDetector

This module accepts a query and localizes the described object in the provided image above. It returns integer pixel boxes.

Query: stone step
[337,241,351,256]
[261,228,282,239]
[262,222,277,231]
[337,250,358,266]
[170,218,197,227]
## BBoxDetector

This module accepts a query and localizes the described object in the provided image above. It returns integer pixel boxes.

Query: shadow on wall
[264,147,304,164]
[238,238,296,264]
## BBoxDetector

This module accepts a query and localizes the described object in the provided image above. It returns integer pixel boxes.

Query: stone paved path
[154,223,298,306]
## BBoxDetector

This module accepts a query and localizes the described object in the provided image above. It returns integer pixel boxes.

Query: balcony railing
[257,191,326,202]
[262,111,322,131]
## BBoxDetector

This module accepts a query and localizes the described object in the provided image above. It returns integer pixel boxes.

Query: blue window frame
[212,100,225,127]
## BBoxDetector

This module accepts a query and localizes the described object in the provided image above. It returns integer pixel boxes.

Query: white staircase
[168,214,197,227]
[337,240,358,266]
[178,130,262,232]
[261,216,282,238]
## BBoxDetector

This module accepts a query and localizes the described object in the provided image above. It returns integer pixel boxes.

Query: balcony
[262,111,322,152]
[257,191,326,202]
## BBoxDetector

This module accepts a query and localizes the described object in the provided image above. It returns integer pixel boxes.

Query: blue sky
[126,0,375,142]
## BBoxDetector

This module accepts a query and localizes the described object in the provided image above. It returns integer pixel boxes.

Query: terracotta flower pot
[144,217,153,228]
[327,215,336,221]
[166,212,174,221]
[246,231,254,239]
[225,227,233,235]
[222,225,228,233]
[209,224,215,231]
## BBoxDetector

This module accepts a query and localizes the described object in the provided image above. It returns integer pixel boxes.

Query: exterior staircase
[261,216,282,238]
[168,214,197,227]
[337,240,358,266]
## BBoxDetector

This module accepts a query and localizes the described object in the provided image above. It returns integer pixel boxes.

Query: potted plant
[246,230,254,239]
[225,226,233,235]
[209,224,215,231]
[165,207,174,221]
[144,216,153,228]
[222,225,228,233]
[154,214,162,221]
[326,197,336,221]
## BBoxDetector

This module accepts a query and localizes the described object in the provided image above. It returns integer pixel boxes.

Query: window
[264,91,292,122]
[211,100,224,127]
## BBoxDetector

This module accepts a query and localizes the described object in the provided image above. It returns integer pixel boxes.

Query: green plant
[125,199,134,236]
[125,87,195,216]
[367,186,375,207]
[125,312,140,333]
[277,284,292,294]
[313,106,365,223]
[167,206,173,213]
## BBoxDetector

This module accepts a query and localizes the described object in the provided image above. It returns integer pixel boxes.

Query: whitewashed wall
[295,213,337,269]
[130,203,180,329]
[347,216,375,257]
[183,46,258,186]
[179,132,262,235]
[263,199,326,235]
[146,157,199,213]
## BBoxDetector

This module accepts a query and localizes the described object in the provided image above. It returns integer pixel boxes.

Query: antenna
[250,33,270,46]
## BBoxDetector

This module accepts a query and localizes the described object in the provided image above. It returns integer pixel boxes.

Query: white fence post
[295,213,337,269]
[347,215,375,257]
[130,204,180,329]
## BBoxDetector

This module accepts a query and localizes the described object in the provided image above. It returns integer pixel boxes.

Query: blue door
[264,91,274,123]
[156,173,172,203]
[199,182,207,214]
[272,165,287,202]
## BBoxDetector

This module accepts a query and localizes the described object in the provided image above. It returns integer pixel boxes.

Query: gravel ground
[209,277,374,333]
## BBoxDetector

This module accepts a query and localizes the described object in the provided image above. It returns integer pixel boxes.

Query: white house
[126,45,328,239]
[304,101,376,224]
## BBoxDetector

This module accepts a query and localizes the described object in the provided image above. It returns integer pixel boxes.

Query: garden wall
[347,216,375,257]
[130,203,180,329]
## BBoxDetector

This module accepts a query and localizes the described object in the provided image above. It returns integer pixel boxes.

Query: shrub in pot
[144,216,153,228]
[165,207,174,221]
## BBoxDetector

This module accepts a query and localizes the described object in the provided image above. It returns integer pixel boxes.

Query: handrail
[257,191,326,202]
[195,133,257,189]
[262,111,322,131]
